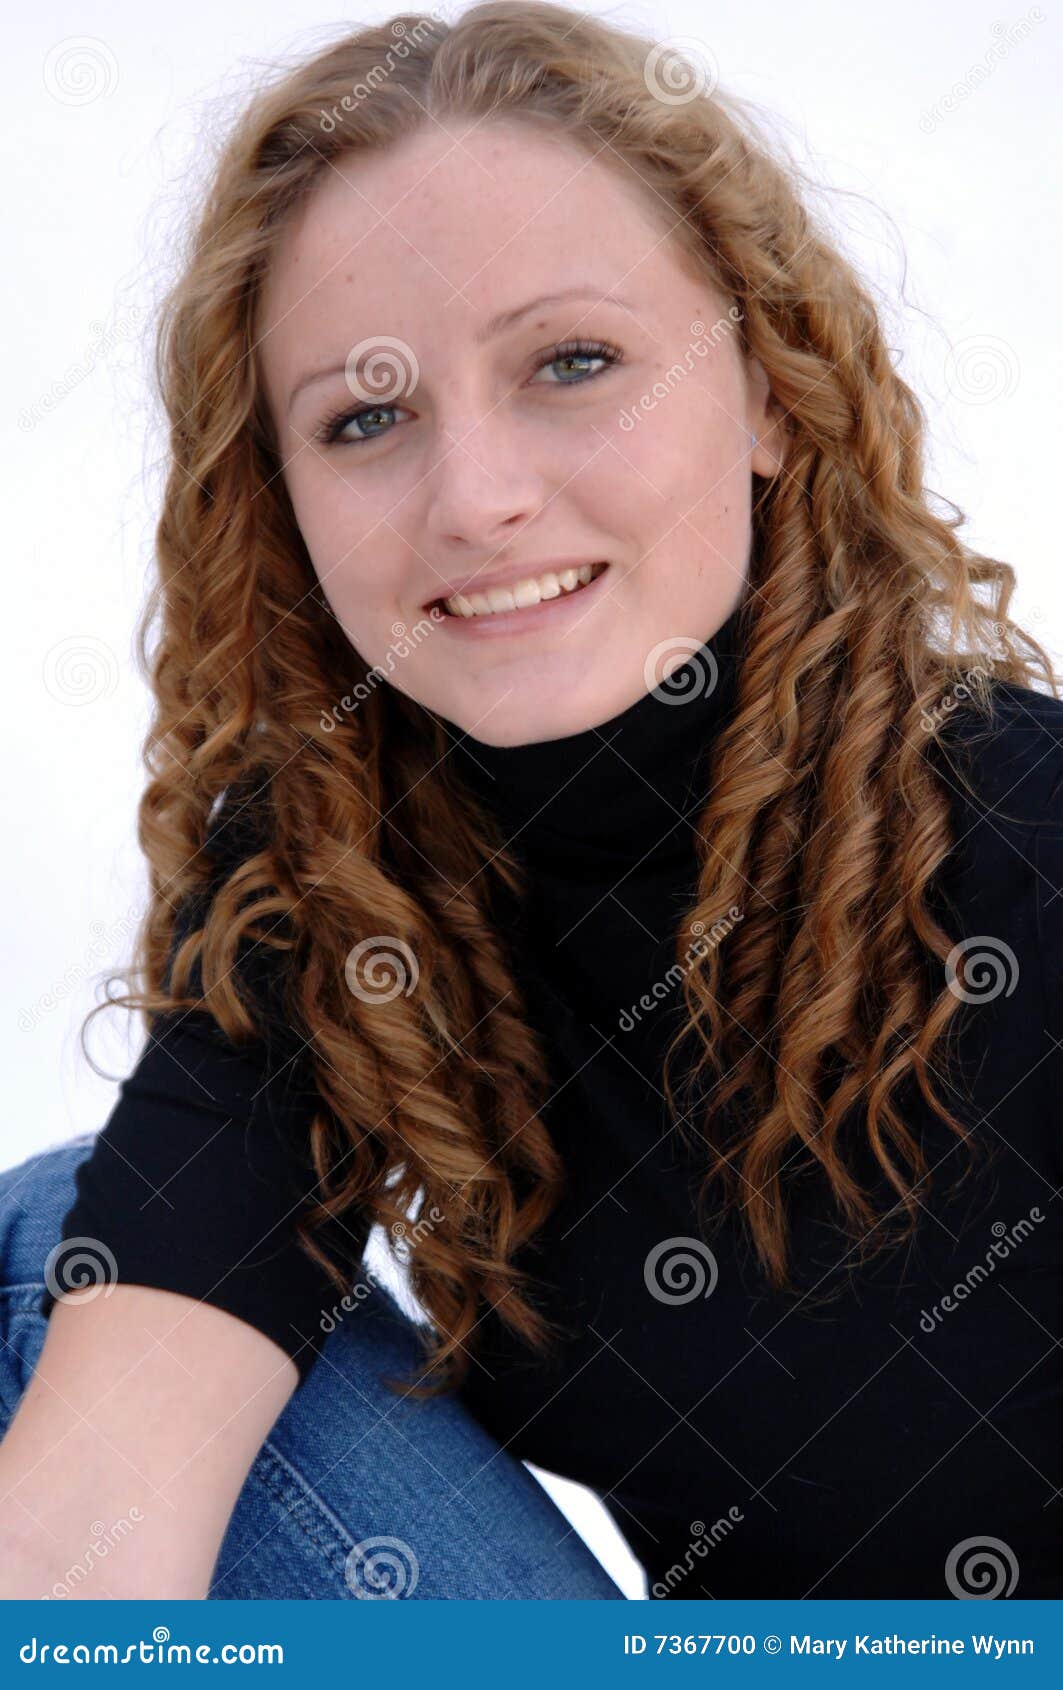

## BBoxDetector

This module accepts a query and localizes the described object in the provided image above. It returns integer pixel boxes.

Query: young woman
[2,2,1061,1602]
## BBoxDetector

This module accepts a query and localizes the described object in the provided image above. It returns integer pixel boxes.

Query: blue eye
[314,337,622,448]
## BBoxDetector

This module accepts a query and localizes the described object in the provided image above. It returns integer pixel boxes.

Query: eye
[313,336,623,448]
[527,337,623,389]
[314,398,409,448]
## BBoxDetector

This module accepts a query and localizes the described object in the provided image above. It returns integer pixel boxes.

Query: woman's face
[257,118,782,746]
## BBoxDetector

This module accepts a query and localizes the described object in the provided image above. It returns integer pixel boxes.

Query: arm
[0,1006,365,1599]
[0,1284,298,1599]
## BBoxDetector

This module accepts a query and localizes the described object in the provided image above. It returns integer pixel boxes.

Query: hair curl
[84,1,1059,1396]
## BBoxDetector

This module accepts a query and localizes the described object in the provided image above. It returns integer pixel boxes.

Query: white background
[4,0,1060,1599]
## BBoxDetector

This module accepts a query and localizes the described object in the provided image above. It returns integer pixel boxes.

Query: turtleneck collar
[448,600,746,873]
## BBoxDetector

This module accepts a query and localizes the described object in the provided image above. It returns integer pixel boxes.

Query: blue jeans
[0,1140,625,1600]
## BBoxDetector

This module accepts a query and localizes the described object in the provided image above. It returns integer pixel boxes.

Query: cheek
[286,464,396,610]
[607,395,751,608]
[634,384,749,534]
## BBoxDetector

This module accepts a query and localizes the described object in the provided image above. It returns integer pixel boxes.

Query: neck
[442,601,747,1042]
[448,602,746,867]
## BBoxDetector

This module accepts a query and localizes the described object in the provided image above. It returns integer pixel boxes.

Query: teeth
[445,562,604,618]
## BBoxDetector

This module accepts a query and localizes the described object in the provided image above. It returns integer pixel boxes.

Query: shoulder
[919,676,1061,851]
[205,770,274,863]
[166,772,301,1057]
[922,679,1063,1057]
[925,679,1063,840]
[919,676,1063,943]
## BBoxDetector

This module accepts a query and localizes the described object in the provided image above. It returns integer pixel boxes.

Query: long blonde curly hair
[84,1,1058,1396]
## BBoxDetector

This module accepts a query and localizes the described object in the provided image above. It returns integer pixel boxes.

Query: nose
[421,418,546,563]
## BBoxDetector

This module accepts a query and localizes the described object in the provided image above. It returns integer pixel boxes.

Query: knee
[0,1140,94,1291]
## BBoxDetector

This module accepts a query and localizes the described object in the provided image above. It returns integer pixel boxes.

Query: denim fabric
[0,1141,624,1600]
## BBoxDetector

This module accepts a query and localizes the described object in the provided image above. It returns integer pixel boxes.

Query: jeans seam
[246,1439,357,1591]
[0,1299,45,1424]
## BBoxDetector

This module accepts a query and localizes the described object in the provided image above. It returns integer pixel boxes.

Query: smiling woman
[3,0,1063,1605]
[253,121,778,744]
[432,559,609,621]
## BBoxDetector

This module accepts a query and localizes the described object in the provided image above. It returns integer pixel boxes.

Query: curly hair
[83,1,1059,1397]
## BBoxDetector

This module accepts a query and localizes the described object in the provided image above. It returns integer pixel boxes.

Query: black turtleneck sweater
[41,606,1063,1598]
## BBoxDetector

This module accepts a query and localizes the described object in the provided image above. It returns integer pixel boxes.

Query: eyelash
[314,337,623,448]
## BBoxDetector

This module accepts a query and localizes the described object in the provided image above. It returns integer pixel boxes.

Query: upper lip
[423,558,607,609]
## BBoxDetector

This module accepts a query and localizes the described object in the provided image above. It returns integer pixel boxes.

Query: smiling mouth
[429,561,610,618]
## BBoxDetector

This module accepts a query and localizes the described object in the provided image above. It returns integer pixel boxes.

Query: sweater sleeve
[1033,751,1063,1179]
[38,1009,368,1386]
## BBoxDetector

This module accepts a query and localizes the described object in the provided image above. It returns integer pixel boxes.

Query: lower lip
[428,564,612,638]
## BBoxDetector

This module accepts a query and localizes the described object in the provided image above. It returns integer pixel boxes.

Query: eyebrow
[286,286,637,415]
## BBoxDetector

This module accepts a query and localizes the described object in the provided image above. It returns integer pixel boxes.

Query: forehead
[255,119,704,394]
